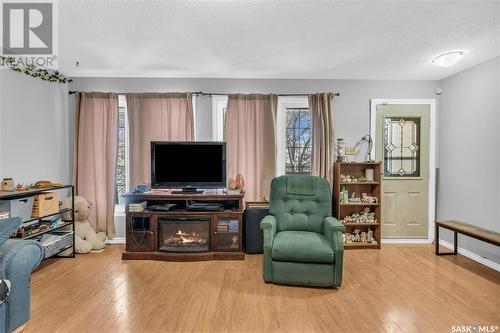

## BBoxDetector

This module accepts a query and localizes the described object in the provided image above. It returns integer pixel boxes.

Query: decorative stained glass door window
[383,117,420,177]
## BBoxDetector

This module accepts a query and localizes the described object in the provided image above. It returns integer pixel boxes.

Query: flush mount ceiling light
[432,51,464,67]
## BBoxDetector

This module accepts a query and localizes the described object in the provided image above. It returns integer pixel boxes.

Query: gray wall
[3,64,498,262]
[0,70,70,185]
[70,77,439,239]
[70,77,439,147]
[437,56,500,264]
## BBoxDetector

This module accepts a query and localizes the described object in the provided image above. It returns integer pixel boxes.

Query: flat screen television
[151,141,226,191]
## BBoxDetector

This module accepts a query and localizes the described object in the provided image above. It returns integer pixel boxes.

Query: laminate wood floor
[27,244,500,333]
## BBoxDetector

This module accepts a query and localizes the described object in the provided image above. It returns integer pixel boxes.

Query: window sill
[114,204,126,217]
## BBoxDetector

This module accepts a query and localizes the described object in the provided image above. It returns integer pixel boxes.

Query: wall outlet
[345,147,357,155]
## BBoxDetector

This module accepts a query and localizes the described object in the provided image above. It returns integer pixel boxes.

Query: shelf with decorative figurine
[333,161,382,249]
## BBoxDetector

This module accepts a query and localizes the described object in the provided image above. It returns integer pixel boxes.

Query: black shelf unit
[22,221,73,239]
[22,208,72,226]
[1,185,75,259]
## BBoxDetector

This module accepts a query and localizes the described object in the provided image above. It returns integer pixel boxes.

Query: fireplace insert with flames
[158,217,210,252]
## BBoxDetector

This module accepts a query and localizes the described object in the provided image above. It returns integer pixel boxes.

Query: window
[213,96,313,176]
[212,95,228,141]
[276,97,311,175]
[115,95,128,205]
[383,117,420,177]
[285,108,312,174]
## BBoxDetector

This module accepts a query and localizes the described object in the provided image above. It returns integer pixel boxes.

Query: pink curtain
[309,93,335,187]
[126,93,194,188]
[225,94,277,202]
[74,92,119,237]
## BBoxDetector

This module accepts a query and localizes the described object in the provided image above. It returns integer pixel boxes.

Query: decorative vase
[336,138,346,162]
[365,169,374,182]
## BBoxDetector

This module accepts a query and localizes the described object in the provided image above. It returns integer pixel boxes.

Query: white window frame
[212,95,228,141]
[115,94,129,214]
[276,96,310,176]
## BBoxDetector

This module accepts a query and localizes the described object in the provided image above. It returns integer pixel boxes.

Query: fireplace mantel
[122,191,245,261]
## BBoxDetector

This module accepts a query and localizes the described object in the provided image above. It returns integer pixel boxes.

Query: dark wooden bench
[435,220,500,255]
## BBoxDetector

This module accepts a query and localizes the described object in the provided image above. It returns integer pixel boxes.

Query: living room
[0,1,499,332]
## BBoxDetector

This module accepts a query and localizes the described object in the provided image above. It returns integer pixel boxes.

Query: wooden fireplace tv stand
[123,191,245,261]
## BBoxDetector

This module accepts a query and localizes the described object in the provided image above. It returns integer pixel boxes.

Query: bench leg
[435,223,439,255]
[453,231,458,254]
[435,224,458,256]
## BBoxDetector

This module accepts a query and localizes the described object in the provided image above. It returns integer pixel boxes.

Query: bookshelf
[333,162,382,249]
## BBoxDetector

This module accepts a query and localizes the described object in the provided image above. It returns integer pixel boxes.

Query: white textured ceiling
[59,0,500,80]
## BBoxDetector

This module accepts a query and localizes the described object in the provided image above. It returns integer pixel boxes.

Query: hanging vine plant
[0,56,72,83]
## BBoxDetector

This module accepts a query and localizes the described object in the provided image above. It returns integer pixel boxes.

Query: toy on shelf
[341,189,378,205]
[340,186,349,203]
[336,138,346,162]
[341,207,377,224]
[344,233,353,244]
[367,228,375,243]
[352,229,361,242]
[343,227,378,246]
[339,174,366,183]
[361,193,378,204]
[348,192,362,203]
[15,184,29,191]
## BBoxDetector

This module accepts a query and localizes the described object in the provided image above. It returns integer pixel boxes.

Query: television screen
[151,141,226,189]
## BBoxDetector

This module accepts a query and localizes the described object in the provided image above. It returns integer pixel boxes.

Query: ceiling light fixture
[432,51,464,67]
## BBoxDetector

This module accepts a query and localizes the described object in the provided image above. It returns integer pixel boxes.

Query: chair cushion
[286,176,316,195]
[272,231,334,263]
[269,175,331,233]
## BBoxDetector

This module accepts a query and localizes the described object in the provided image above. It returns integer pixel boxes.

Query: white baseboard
[439,239,500,272]
[106,237,125,244]
[381,238,500,272]
[381,238,432,244]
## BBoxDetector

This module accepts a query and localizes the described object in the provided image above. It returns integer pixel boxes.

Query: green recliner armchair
[260,175,345,288]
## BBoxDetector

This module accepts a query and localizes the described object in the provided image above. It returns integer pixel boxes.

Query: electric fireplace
[158,217,210,252]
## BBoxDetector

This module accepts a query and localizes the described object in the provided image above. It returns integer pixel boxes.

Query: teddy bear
[60,196,106,254]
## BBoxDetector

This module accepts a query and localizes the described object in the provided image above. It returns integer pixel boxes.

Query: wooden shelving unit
[333,162,382,249]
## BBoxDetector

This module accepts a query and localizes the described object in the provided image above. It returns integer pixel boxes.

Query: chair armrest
[0,239,43,277]
[323,216,345,236]
[260,215,277,241]
[323,217,345,288]
[0,239,43,333]
[260,215,277,282]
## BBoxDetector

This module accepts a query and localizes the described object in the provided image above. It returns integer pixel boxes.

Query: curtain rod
[192,91,340,97]
[68,90,340,97]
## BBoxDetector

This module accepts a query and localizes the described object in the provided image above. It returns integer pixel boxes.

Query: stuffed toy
[60,196,106,254]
